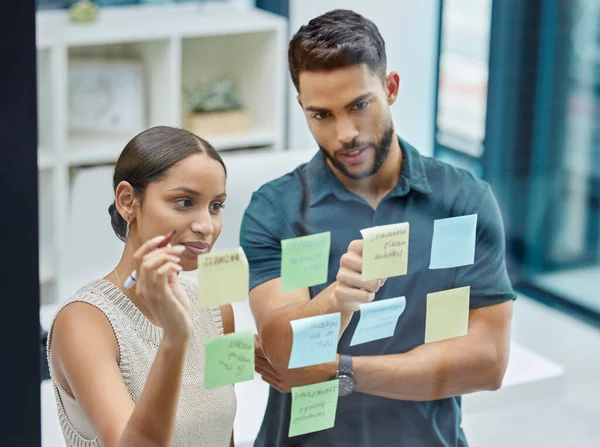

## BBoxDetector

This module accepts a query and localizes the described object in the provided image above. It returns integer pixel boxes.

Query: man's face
[298,64,396,180]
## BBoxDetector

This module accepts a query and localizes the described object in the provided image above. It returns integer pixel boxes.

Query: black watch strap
[338,354,353,376]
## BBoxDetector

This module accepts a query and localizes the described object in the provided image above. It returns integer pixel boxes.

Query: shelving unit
[36,2,287,304]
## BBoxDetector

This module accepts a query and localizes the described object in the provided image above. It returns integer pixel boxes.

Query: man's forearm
[260,282,352,372]
[353,333,508,401]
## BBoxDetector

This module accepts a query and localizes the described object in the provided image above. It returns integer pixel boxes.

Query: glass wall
[435,0,600,323]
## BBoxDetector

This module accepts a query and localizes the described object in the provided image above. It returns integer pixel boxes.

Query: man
[242,9,515,447]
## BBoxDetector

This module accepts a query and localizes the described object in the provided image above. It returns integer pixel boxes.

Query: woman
[47,126,245,446]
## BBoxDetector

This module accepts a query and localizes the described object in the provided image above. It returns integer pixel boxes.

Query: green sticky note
[197,247,249,307]
[425,286,470,344]
[204,330,255,390]
[289,379,339,437]
[281,232,331,292]
[360,222,409,281]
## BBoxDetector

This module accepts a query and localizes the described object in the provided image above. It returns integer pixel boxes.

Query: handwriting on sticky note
[288,313,340,369]
[350,297,406,346]
[197,247,249,307]
[425,286,470,344]
[281,232,331,292]
[429,214,477,269]
[360,222,409,281]
[289,379,339,437]
[204,330,255,390]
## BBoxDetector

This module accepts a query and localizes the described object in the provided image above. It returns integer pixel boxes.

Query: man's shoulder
[252,160,311,204]
[418,151,490,198]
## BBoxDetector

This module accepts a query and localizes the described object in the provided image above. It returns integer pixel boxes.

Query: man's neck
[330,135,403,209]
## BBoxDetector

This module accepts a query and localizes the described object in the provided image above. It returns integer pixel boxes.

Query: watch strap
[338,354,353,376]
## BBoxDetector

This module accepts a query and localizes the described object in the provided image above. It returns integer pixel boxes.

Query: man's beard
[319,123,395,181]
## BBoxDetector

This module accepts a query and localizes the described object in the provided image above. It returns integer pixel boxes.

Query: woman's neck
[105,241,162,328]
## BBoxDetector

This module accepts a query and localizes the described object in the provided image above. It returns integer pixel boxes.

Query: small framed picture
[68,58,145,134]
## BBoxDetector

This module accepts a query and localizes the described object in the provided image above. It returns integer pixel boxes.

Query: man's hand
[334,240,385,311]
[254,334,289,392]
[254,335,337,393]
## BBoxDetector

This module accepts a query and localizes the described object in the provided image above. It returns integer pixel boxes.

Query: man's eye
[355,101,369,111]
[313,112,329,121]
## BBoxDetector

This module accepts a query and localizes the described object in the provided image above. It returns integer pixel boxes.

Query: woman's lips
[181,242,209,256]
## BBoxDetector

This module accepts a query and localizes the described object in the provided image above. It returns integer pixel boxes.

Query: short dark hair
[108,126,226,242]
[288,9,387,92]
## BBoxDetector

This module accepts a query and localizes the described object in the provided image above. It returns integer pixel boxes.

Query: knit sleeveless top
[46,276,237,447]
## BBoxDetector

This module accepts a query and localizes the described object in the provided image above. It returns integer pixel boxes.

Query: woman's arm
[51,302,188,447]
[220,304,235,446]
[220,304,235,335]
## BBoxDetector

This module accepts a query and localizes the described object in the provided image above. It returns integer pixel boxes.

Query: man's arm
[251,279,350,377]
[353,300,513,400]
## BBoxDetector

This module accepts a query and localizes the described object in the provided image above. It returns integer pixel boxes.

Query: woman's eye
[175,199,193,208]
[210,202,225,213]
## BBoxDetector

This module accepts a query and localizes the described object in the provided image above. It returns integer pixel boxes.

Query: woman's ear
[115,181,137,223]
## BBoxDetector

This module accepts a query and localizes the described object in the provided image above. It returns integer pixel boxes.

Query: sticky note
[197,247,249,307]
[289,379,339,437]
[204,330,255,390]
[281,232,331,292]
[288,313,340,369]
[350,297,406,346]
[429,214,478,269]
[360,222,409,281]
[425,286,470,344]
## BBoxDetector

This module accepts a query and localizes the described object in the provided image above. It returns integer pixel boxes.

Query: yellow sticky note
[197,247,249,307]
[360,222,409,281]
[425,286,470,344]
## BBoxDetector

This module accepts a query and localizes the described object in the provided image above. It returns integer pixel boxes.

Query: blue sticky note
[429,214,478,269]
[288,313,341,369]
[350,297,406,346]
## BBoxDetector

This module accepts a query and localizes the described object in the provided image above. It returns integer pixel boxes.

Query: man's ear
[297,94,303,108]
[385,72,400,105]
[114,181,137,223]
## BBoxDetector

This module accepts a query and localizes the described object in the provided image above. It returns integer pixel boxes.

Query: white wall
[287,0,440,157]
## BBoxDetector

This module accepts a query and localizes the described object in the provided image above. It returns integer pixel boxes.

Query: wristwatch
[335,354,355,397]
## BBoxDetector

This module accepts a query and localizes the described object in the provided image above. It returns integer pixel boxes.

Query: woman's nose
[190,212,214,237]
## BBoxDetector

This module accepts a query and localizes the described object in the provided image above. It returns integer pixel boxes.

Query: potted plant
[184,76,251,137]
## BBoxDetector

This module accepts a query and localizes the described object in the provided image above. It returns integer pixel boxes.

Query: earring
[125,220,130,239]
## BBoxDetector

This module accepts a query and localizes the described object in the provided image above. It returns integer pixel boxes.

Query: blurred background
[29,0,600,445]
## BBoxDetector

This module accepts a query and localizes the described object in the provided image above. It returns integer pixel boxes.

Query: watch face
[338,375,355,396]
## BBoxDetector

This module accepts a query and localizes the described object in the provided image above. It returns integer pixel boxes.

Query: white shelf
[35,3,287,304]
[40,262,55,285]
[66,128,277,166]
[36,3,284,48]
[206,128,278,151]
[38,149,54,170]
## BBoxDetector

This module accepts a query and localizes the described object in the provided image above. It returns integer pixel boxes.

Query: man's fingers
[334,284,375,304]
[336,270,381,293]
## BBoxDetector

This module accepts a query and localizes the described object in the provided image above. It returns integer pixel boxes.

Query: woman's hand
[133,233,192,342]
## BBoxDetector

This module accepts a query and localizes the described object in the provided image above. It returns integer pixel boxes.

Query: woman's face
[134,152,227,271]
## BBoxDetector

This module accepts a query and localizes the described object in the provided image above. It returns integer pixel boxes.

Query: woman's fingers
[139,249,184,279]
[132,234,169,268]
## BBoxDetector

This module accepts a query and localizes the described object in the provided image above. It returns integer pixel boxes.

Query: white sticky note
[429,214,477,269]
[288,313,340,369]
[350,297,406,346]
